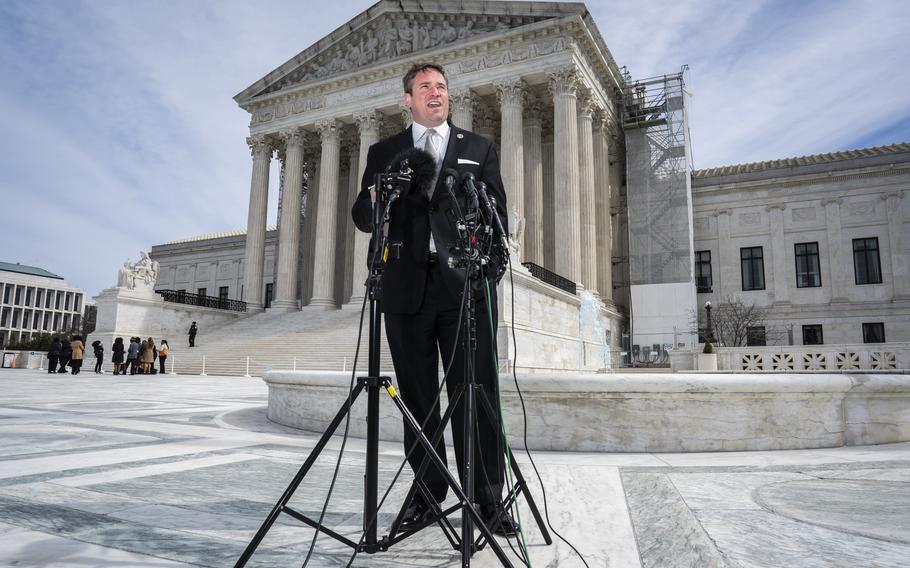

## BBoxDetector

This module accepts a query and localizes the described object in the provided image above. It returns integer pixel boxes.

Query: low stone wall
[263,371,910,452]
[671,342,910,372]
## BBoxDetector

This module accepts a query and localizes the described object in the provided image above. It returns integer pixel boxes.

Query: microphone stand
[235,173,516,568]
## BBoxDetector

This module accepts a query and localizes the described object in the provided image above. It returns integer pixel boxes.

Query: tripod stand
[235,172,537,567]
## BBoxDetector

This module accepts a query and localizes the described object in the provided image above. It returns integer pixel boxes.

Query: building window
[43,312,50,331]
[794,242,821,288]
[265,283,273,309]
[15,286,22,305]
[219,286,229,300]
[35,289,43,307]
[32,311,40,330]
[862,322,885,343]
[853,237,882,285]
[45,291,53,309]
[25,287,33,306]
[802,325,824,345]
[12,309,20,328]
[65,293,72,311]
[197,288,207,297]
[740,246,765,291]
[2,285,10,304]
[54,292,61,310]
[1,307,8,327]
[53,313,59,330]
[746,326,767,346]
[695,251,712,293]
[73,295,81,312]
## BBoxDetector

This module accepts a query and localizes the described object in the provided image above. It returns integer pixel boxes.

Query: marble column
[474,101,497,142]
[577,94,597,293]
[883,191,909,299]
[522,99,544,265]
[593,114,613,301]
[541,130,556,270]
[399,104,411,129]
[549,67,581,283]
[715,209,736,300]
[342,144,359,303]
[450,90,474,131]
[767,203,789,304]
[822,198,848,302]
[310,119,341,309]
[241,136,272,312]
[348,111,382,307]
[496,78,525,240]
[271,129,305,312]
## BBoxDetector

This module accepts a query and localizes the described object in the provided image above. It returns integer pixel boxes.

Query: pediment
[235,1,582,105]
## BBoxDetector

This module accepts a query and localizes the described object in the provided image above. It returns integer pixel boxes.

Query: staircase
[162,306,395,377]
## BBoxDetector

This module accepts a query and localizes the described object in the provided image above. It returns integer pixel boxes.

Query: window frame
[695,250,713,293]
[853,237,883,285]
[740,246,766,291]
[862,322,886,343]
[794,242,822,288]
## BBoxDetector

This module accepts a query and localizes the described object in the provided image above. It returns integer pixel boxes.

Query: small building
[0,261,86,348]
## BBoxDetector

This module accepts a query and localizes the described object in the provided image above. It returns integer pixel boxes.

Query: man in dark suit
[351,62,517,536]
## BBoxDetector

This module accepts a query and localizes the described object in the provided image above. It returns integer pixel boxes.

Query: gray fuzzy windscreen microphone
[387,147,437,197]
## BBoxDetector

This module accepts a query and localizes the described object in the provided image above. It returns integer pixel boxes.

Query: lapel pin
[456,133,464,139]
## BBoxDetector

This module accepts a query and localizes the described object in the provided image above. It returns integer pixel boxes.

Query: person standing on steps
[188,321,198,347]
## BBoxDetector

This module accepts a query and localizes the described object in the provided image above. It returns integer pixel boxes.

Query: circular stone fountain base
[262,371,910,452]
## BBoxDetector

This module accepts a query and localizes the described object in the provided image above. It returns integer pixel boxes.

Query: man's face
[404,69,449,128]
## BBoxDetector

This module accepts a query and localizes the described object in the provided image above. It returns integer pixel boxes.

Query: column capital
[246,135,273,158]
[449,89,476,112]
[353,110,383,135]
[494,78,526,108]
[547,66,580,98]
[766,202,786,211]
[316,119,339,143]
[880,190,906,201]
[398,104,411,127]
[713,208,733,217]
[577,92,597,120]
[279,128,305,149]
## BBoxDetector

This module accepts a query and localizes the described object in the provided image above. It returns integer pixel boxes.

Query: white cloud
[1,0,907,297]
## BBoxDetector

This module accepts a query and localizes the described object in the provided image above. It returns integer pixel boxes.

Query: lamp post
[704,300,714,344]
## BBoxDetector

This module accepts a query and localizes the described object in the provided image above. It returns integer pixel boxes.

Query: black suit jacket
[352,123,508,314]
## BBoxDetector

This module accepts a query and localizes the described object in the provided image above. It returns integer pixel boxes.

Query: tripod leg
[475,390,553,545]
[234,380,367,568]
[384,382,516,568]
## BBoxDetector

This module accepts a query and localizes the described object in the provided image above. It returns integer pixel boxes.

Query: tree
[693,296,783,347]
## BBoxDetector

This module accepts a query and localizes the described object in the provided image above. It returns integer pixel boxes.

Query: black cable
[505,259,591,568]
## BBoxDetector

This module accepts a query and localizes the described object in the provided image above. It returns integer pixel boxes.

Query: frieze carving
[261,14,546,96]
[848,201,876,217]
[739,212,762,226]
[791,207,817,222]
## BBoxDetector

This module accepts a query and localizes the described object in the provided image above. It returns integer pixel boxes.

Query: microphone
[476,181,509,249]
[461,171,480,211]
[386,147,437,200]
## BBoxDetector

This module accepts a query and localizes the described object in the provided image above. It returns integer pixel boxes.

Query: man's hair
[402,63,447,94]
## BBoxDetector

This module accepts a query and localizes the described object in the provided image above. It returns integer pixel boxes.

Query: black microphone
[461,171,480,211]
[476,181,509,249]
[386,147,437,199]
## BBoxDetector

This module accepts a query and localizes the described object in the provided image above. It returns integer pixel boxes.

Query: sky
[1,0,908,298]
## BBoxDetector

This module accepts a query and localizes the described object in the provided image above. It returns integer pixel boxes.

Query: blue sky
[1,0,908,297]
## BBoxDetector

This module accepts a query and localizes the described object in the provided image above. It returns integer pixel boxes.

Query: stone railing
[672,342,910,371]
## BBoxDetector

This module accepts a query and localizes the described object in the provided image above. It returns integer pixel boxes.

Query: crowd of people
[47,336,169,375]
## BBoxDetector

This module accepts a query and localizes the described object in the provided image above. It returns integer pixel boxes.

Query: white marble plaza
[1,367,909,567]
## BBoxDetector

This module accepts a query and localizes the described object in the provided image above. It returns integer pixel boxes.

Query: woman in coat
[158,339,169,375]
[111,337,125,375]
[92,340,104,374]
[126,337,140,375]
[143,337,156,374]
[69,335,85,375]
[47,337,61,374]
[58,338,72,373]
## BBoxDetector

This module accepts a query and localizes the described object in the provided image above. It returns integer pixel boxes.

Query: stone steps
[161,307,396,376]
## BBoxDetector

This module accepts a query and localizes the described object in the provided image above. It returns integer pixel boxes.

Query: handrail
[156,289,247,312]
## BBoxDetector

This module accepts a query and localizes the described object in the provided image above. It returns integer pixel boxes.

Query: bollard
[170,354,177,375]
[200,355,207,376]
[245,356,251,378]
[343,357,347,372]
[293,357,297,371]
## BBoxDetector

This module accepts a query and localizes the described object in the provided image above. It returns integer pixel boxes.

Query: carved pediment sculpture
[256,13,552,97]
[117,251,160,291]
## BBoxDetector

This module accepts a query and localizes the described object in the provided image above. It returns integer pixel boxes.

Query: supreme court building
[151,0,910,358]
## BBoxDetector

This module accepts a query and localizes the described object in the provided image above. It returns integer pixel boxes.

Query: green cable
[484,277,531,565]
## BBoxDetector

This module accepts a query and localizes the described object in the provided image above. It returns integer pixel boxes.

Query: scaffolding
[622,68,697,355]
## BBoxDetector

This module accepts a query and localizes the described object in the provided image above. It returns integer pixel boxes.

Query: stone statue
[117,251,160,290]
